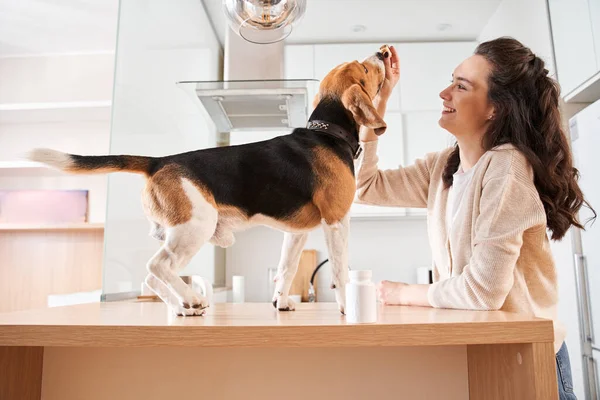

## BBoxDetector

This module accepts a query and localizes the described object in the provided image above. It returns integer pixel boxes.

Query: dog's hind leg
[272,232,308,311]
[146,179,218,316]
[144,274,205,316]
[322,213,350,314]
[149,221,165,241]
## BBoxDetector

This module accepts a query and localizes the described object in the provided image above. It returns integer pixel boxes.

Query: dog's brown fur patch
[283,202,322,230]
[319,60,383,101]
[216,204,249,220]
[142,165,193,227]
[311,146,356,225]
[317,59,386,135]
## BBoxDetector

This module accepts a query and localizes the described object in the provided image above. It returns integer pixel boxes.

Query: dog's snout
[376,52,384,61]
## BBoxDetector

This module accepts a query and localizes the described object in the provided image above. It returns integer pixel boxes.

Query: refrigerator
[569,100,600,400]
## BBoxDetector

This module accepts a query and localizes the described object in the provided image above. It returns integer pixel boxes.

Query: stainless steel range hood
[178,24,318,133]
[180,78,318,132]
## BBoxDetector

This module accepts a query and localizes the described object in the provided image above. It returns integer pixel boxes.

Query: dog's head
[314,46,389,135]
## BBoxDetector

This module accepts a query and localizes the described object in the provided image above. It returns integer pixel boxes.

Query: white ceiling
[0,0,118,57]
[0,0,502,57]
[204,0,503,45]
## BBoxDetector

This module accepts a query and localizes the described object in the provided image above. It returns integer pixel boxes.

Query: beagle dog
[28,45,391,316]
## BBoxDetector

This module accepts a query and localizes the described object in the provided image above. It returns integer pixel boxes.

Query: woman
[355,37,595,400]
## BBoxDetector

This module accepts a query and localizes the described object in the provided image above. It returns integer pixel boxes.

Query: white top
[349,269,372,282]
[446,160,480,235]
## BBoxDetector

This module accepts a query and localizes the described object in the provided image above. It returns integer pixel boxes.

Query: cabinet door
[314,43,401,111]
[403,111,453,216]
[548,0,598,94]
[589,0,600,70]
[228,130,288,146]
[404,111,453,165]
[394,42,477,112]
[350,112,406,218]
[284,45,314,80]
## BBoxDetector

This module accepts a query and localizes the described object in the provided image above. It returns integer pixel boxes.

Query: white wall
[0,53,115,223]
[0,120,110,222]
[479,1,584,397]
[102,0,223,294]
[226,219,431,302]
[0,53,114,103]
[478,0,556,76]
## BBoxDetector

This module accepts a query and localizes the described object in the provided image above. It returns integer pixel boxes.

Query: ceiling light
[351,25,367,33]
[437,23,452,32]
[223,0,307,44]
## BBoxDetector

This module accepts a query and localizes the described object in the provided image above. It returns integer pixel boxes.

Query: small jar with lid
[345,270,377,323]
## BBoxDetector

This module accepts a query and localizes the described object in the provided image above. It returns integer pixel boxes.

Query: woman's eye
[450,80,466,90]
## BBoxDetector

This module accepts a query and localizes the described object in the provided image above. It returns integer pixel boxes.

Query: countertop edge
[0,320,554,348]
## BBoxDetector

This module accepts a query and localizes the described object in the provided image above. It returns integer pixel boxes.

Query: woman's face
[438,55,495,141]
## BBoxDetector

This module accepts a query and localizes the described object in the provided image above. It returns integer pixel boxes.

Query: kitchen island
[0,301,557,400]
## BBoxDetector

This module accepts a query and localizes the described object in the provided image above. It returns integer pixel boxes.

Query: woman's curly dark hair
[442,37,595,240]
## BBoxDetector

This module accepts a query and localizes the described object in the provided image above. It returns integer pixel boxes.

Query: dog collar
[306,120,362,159]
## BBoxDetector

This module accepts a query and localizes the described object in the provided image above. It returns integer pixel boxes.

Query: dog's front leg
[272,232,308,311]
[322,214,350,314]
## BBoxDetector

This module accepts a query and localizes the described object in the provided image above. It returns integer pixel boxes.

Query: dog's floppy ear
[341,84,386,135]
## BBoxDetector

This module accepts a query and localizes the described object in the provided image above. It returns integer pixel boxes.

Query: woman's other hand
[375,45,400,106]
[377,280,407,305]
[377,280,432,307]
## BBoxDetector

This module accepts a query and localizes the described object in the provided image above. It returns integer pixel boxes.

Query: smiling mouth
[443,106,456,113]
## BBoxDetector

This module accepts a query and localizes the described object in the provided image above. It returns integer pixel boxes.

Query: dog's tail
[27,148,155,176]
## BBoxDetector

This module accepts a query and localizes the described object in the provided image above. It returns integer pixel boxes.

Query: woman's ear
[341,84,387,135]
[487,104,496,121]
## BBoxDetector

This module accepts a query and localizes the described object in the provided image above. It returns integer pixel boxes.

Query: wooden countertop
[0,223,104,231]
[0,302,553,348]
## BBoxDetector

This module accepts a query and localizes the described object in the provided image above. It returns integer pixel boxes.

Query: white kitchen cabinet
[403,111,453,216]
[228,130,289,146]
[284,44,314,80]
[392,42,477,112]
[403,111,453,165]
[548,0,599,96]
[590,0,600,71]
[313,43,402,111]
[350,112,406,218]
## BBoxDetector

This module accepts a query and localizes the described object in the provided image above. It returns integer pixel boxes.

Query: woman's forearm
[377,281,432,307]
[403,284,432,307]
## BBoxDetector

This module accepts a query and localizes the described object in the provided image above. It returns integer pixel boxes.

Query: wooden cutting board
[289,249,318,302]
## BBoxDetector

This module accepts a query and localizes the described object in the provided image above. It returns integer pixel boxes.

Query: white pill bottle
[345,269,377,323]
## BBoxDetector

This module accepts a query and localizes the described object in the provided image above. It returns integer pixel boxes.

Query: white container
[191,276,213,306]
[345,270,377,323]
[289,294,302,304]
[416,267,432,284]
[232,275,245,303]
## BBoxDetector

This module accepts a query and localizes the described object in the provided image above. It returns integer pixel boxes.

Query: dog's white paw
[272,295,296,312]
[174,307,207,317]
[180,293,209,312]
[334,286,346,315]
[166,294,208,317]
[176,283,210,311]
[170,290,208,316]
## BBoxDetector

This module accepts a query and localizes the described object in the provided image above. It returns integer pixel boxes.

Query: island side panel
[42,346,468,399]
[467,342,558,400]
[0,346,44,400]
